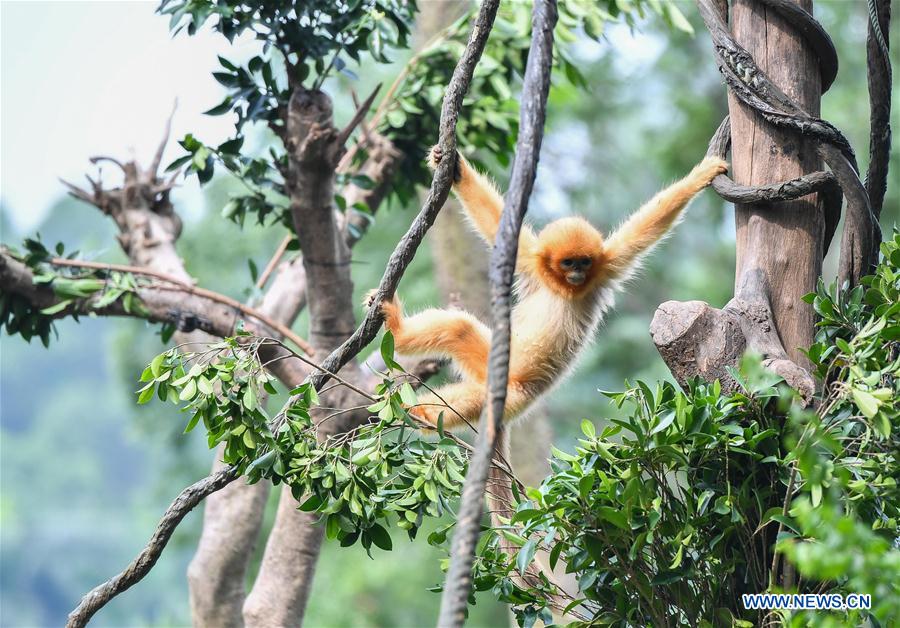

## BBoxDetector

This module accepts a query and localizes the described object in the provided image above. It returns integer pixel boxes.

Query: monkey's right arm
[428,146,538,263]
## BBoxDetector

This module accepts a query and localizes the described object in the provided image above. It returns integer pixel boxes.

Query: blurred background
[1,1,897,626]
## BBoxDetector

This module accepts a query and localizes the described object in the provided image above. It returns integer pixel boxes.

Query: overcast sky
[0,1,259,233]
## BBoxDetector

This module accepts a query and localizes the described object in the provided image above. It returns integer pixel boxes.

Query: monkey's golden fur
[378,147,728,429]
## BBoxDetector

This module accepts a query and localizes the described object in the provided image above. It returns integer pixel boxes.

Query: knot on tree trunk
[650,269,815,403]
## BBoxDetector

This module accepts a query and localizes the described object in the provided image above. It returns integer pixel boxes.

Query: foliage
[138,332,474,556]
[163,0,695,224]
[370,0,694,206]
[0,239,148,347]
[4,2,895,626]
[130,232,898,626]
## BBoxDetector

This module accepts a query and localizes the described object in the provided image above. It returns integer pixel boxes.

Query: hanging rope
[698,0,888,286]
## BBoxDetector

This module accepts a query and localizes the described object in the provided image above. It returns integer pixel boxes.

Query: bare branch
[150,100,178,178]
[255,235,292,290]
[66,466,239,628]
[88,155,127,172]
[334,81,382,150]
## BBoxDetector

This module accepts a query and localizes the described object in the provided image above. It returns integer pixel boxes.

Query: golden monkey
[377,146,728,429]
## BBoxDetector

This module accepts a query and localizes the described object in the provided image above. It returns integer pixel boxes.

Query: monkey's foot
[427,144,462,182]
[362,288,379,309]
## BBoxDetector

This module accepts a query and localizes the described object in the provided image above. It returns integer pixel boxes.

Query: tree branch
[47,256,313,354]
[66,465,239,628]
[0,250,313,355]
[865,0,892,225]
[438,1,556,625]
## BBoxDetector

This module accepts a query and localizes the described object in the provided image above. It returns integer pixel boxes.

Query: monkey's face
[559,256,593,285]
[535,217,605,295]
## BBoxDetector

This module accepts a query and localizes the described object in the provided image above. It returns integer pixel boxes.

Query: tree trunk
[651,0,821,396]
[242,87,367,627]
[730,0,823,366]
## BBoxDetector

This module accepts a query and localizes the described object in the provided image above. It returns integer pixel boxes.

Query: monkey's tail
[486,433,577,618]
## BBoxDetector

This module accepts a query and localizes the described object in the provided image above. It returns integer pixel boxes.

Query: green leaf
[243,385,257,411]
[580,419,596,439]
[137,383,156,405]
[179,378,198,402]
[369,523,393,551]
[399,382,417,406]
[516,539,537,576]
[150,353,165,378]
[203,97,233,116]
[325,514,341,540]
[851,388,881,419]
[247,450,275,472]
[298,494,323,512]
[667,3,694,34]
[184,410,202,434]
[597,506,629,531]
[40,300,71,315]
[380,331,402,370]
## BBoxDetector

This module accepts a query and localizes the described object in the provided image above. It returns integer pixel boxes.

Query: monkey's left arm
[604,157,728,278]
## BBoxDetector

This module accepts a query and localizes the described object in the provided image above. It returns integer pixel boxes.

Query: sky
[0,0,261,233]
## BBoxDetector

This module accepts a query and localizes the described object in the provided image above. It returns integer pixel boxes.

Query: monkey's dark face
[535,217,606,295]
[559,256,593,285]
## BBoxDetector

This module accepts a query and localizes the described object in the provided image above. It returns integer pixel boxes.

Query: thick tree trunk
[242,87,366,627]
[651,0,821,395]
[730,0,823,366]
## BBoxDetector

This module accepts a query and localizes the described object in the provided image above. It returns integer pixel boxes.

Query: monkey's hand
[427,144,463,183]
[687,156,729,190]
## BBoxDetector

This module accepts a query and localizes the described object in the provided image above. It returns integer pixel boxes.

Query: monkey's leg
[605,156,728,276]
[382,302,491,383]
[410,380,485,431]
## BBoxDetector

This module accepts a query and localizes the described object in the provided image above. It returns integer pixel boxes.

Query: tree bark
[242,87,365,627]
[730,0,823,366]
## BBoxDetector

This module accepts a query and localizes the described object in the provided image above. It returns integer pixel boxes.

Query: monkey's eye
[579,257,593,268]
[560,258,575,269]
